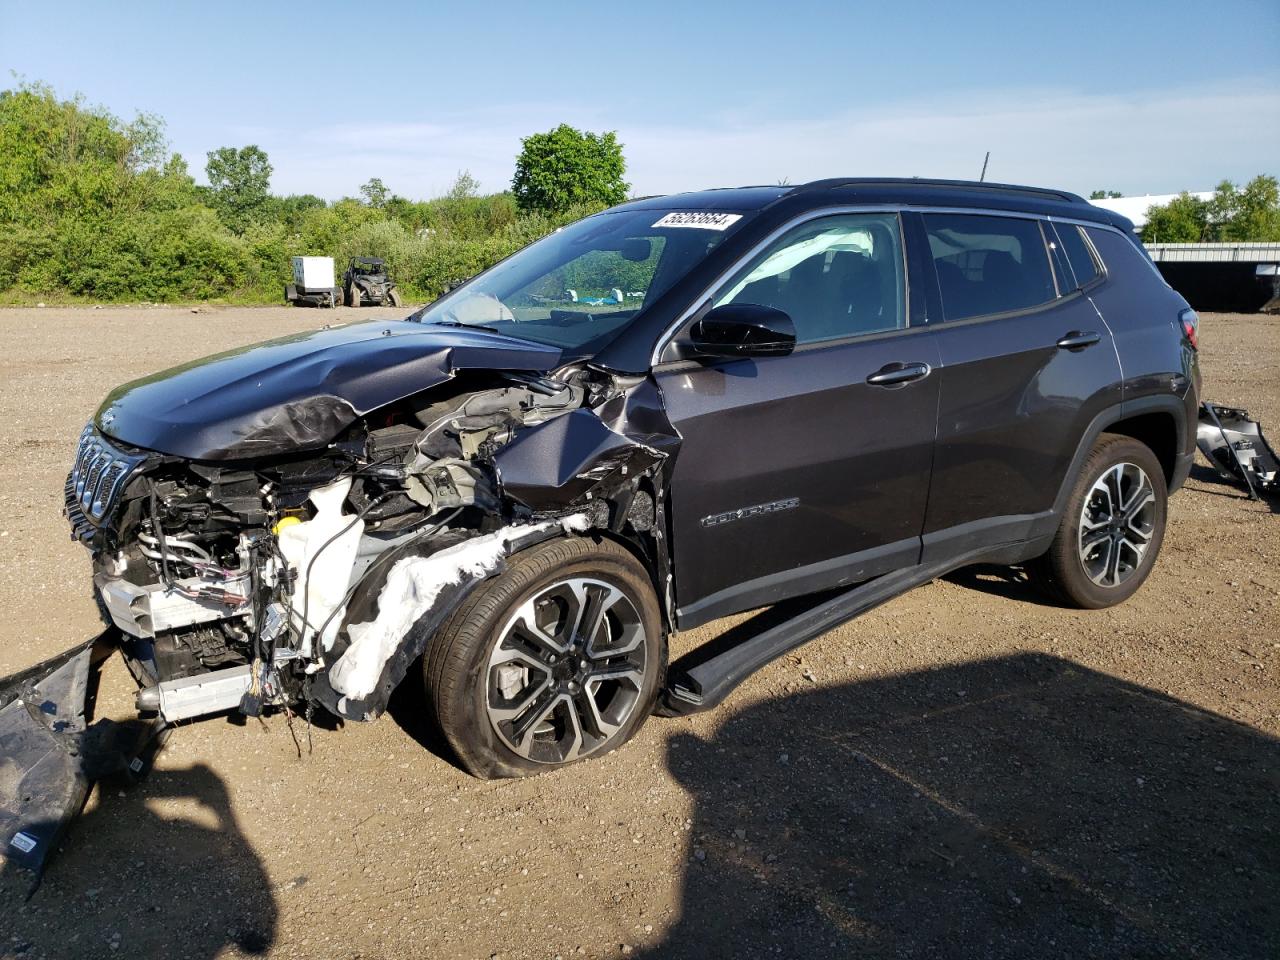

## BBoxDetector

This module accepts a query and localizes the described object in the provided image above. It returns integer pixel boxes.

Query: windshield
[409,207,751,357]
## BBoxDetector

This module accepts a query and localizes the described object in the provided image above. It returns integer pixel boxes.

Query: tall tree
[205,145,272,232]
[447,169,480,201]
[359,177,390,207]
[511,124,628,215]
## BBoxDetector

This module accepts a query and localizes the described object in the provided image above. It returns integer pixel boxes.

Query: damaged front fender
[313,517,589,721]
[493,376,680,513]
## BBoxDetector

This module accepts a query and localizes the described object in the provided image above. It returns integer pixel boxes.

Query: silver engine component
[135,664,254,722]
[95,572,250,638]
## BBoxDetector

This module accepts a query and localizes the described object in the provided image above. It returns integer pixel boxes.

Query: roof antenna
[979,151,990,183]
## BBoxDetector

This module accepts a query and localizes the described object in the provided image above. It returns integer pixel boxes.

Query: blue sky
[3,0,1277,200]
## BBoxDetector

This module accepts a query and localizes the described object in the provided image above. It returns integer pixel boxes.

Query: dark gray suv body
[63,178,1200,780]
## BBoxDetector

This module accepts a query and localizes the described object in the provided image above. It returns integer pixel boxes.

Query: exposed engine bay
[68,359,674,727]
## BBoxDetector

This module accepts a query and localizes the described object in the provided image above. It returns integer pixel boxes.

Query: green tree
[205,145,272,232]
[447,169,480,201]
[1141,192,1208,243]
[1089,189,1122,199]
[1209,175,1280,242]
[0,80,620,304]
[359,176,390,207]
[511,124,628,215]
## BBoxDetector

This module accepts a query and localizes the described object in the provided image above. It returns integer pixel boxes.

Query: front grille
[65,425,147,540]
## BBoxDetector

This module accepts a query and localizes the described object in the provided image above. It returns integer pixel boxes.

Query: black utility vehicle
[344,256,402,307]
[65,179,1200,780]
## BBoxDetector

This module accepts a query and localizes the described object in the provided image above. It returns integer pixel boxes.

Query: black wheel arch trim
[1053,394,1188,522]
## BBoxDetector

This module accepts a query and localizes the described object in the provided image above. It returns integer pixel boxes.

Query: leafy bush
[0,81,617,306]
[1141,176,1280,244]
[512,124,629,215]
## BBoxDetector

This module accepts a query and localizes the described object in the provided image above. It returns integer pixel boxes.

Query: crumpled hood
[94,320,562,460]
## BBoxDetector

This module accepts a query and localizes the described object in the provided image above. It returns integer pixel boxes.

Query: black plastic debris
[1197,402,1279,499]
[0,632,164,890]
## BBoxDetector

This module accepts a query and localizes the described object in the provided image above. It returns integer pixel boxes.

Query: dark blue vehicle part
[494,377,678,514]
[656,330,943,629]
[95,321,562,461]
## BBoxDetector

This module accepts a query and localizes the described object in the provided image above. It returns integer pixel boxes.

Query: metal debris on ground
[1196,402,1279,499]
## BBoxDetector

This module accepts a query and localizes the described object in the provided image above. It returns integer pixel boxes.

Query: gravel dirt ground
[0,306,1276,960]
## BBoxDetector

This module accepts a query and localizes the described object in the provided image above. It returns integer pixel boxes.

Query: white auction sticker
[651,212,743,231]
[10,831,37,854]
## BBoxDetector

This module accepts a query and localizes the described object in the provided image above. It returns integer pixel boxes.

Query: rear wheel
[389,287,403,308]
[347,285,361,307]
[424,536,665,778]
[1030,433,1167,608]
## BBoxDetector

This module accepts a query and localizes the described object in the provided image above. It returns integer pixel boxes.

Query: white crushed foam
[327,515,587,700]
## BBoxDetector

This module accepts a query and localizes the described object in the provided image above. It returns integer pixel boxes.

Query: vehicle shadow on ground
[942,564,1060,607]
[0,763,275,959]
[641,653,1279,959]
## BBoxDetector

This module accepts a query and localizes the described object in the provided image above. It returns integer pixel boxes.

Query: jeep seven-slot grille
[65,426,146,540]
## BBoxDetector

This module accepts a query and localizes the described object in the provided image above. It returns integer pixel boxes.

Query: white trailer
[285,256,341,308]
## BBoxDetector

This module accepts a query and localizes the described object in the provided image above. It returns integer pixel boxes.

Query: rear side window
[924,214,1056,321]
[1053,223,1101,288]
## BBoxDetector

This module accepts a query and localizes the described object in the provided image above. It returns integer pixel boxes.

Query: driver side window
[714,213,906,344]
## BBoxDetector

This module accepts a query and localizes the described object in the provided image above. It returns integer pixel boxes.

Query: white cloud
[183,82,1280,200]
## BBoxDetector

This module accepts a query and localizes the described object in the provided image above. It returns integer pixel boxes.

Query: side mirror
[689,303,796,359]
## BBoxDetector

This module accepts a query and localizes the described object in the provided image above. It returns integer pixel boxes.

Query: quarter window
[714,214,906,344]
[1053,223,1101,288]
[924,214,1057,321]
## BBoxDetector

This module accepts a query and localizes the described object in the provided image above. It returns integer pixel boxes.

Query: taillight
[1179,308,1199,350]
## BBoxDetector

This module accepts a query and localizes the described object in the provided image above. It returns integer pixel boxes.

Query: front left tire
[424,536,666,779]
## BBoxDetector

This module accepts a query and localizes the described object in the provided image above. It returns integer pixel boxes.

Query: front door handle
[866,361,932,387]
[1056,330,1101,350]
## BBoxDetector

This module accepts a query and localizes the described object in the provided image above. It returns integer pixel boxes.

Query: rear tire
[1029,433,1167,609]
[424,536,665,779]
[347,285,361,307]
[389,287,403,308]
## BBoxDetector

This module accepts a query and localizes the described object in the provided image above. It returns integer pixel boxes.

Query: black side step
[660,549,992,716]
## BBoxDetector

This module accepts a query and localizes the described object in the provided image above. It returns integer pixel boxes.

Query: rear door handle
[866,361,932,387]
[1056,330,1101,350]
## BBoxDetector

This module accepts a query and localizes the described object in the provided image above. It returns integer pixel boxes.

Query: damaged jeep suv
[67,179,1200,779]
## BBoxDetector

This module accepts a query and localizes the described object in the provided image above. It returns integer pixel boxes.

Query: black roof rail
[793,177,1087,204]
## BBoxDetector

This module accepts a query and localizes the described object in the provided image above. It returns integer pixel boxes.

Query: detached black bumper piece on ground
[0,632,163,889]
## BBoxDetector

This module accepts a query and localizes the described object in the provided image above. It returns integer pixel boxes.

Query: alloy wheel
[1078,461,1156,588]
[486,577,647,764]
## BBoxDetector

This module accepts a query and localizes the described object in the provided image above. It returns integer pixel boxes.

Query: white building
[1089,192,1214,230]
